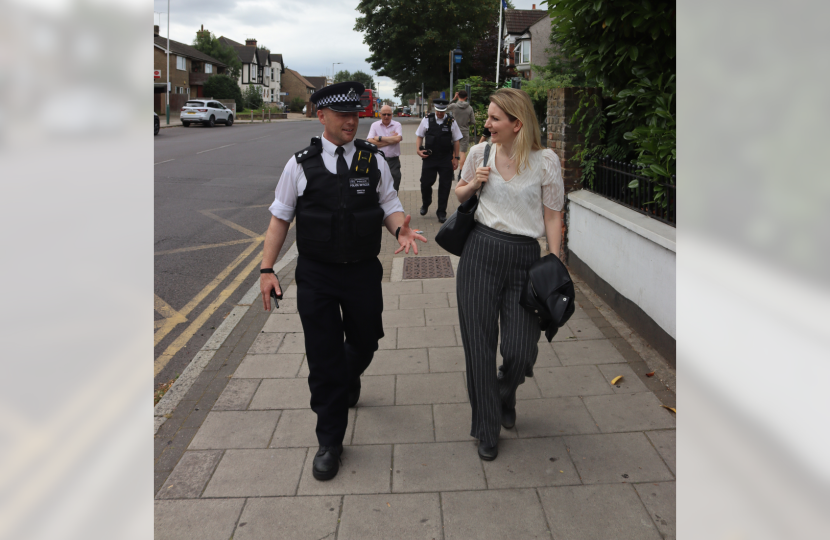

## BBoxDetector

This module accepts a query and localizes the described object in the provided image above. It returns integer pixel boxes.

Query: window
[265,66,270,79]
[205,63,213,74]
[271,88,274,101]
[250,64,256,82]
[514,41,530,64]
[176,55,186,71]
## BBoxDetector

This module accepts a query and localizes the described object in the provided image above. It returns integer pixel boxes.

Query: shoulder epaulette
[354,138,379,153]
[295,137,322,163]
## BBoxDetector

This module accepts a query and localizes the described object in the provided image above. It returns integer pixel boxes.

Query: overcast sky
[153,0,544,101]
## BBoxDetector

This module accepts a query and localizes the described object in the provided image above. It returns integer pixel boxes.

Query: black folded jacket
[519,254,576,342]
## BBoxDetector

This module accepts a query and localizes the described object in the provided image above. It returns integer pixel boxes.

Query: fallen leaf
[559,470,564,473]
[646,371,655,377]
[661,405,676,413]
[387,502,391,507]
[610,375,623,385]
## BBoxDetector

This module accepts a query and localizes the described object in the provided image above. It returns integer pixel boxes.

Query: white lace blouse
[459,143,564,238]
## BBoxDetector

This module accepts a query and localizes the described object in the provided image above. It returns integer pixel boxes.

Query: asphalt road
[153,118,377,387]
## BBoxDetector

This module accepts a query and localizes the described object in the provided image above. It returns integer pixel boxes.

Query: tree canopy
[192,32,242,80]
[355,0,494,96]
[203,74,244,111]
[333,69,377,91]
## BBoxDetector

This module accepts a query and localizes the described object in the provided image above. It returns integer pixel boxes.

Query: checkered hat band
[317,93,358,107]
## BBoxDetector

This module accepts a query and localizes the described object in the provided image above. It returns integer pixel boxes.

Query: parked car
[154,112,160,135]
[180,99,234,127]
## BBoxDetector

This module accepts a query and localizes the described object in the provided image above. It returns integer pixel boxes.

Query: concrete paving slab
[212,379,260,411]
[154,499,245,540]
[392,441,486,492]
[338,493,442,540]
[553,339,626,365]
[514,397,600,438]
[533,366,615,398]
[357,375,395,407]
[454,325,462,344]
[515,377,542,400]
[428,346,466,372]
[538,484,662,540]
[424,307,459,326]
[283,284,298,298]
[277,332,305,353]
[442,489,552,540]
[422,277,456,293]
[383,295,400,310]
[567,317,606,340]
[645,430,676,475]
[549,324,577,342]
[434,402,518,442]
[534,342,562,367]
[364,348,428,375]
[189,411,280,450]
[382,281,423,295]
[377,329,397,349]
[156,450,222,499]
[596,363,650,394]
[395,372,467,405]
[233,353,303,378]
[481,437,579,489]
[398,292,449,310]
[583,393,676,432]
[262,313,304,333]
[248,378,312,410]
[270,408,356,448]
[233,496,340,540]
[297,357,309,377]
[202,448,307,497]
[634,481,676,539]
[397,325,457,349]
[247,332,285,354]
[297,444,392,495]
[570,305,590,319]
[382,308,426,328]
[449,294,458,308]
[564,432,675,484]
[352,405,434,445]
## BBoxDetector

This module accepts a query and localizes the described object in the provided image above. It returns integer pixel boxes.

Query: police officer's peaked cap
[311,81,365,112]
[433,99,449,111]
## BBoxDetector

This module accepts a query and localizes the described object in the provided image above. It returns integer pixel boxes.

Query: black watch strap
[395,226,401,240]
[260,268,275,274]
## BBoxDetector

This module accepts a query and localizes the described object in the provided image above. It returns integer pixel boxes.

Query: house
[304,76,328,94]
[501,6,551,80]
[217,35,273,104]
[153,25,228,114]
[269,54,285,104]
[281,69,316,109]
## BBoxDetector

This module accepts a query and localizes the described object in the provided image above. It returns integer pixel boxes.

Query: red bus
[359,89,378,118]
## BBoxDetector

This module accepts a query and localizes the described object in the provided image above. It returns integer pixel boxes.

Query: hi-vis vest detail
[295,137,385,264]
[424,113,454,157]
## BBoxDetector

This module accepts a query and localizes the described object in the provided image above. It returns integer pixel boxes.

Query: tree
[289,96,305,113]
[243,85,264,110]
[192,32,242,80]
[203,74,244,111]
[333,69,376,90]
[355,0,494,96]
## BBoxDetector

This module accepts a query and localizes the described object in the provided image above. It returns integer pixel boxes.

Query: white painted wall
[568,190,676,339]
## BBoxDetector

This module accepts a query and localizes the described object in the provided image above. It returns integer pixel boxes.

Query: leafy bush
[192,32,242,80]
[289,97,305,113]
[243,85,264,110]
[203,74,244,111]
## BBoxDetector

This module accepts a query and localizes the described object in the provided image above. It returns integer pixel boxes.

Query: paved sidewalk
[154,125,676,540]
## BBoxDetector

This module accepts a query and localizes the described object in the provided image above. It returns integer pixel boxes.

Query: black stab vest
[294,137,385,264]
[424,113,454,157]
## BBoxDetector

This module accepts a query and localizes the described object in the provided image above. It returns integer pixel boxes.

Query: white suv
[180,99,234,128]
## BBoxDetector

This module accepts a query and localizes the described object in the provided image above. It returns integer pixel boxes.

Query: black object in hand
[419,145,432,156]
[270,288,283,310]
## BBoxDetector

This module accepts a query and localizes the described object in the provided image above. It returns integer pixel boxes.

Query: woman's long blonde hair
[488,88,543,174]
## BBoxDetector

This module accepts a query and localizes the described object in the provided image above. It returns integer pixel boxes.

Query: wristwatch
[395,226,401,240]
[379,136,383,142]
[452,156,459,160]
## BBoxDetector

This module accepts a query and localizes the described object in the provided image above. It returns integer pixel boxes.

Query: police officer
[259,82,426,481]
[415,98,463,223]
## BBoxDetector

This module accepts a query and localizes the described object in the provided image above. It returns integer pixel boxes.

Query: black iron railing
[588,156,676,226]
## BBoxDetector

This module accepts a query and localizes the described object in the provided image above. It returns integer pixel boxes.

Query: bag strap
[477,143,492,196]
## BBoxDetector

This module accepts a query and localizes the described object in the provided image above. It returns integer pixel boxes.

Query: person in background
[454,88,564,462]
[366,105,403,191]
[415,99,463,223]
[448,90,476,180]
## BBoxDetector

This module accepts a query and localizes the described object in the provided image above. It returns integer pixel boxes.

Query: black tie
[335,147,349,176]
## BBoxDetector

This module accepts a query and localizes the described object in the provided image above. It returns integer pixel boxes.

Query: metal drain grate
[402,256,455,279]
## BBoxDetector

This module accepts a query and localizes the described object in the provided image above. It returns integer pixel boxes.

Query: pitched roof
[504,9,549,35]
[218,36,255,63]
[269,53,284,67]
[304,76,327,92]
[154,35,228,66]
[286,68,315,89]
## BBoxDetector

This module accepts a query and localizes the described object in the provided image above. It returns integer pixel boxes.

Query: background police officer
[415,99,463,223]
[259,82,426,481]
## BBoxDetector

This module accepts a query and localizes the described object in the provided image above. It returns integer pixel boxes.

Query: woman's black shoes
[478,441,498,461]
[312,445,343,481]
[501,402,516,429]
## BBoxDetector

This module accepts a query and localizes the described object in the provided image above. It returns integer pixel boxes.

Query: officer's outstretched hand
[395,214,428,255]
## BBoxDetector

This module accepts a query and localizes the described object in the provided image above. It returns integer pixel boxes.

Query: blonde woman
[455,88,564,461]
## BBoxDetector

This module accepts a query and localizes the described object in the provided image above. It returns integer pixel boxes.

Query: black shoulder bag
[435,143,491,256]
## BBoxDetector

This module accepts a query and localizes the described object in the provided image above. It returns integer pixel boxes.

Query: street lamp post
[449,41,462,102]
[331,62,341,85]
[166,0,170,125]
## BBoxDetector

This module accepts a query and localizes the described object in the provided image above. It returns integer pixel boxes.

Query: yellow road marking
[154,240,264,376]
[155,237,264,256]
[199,209,260,238]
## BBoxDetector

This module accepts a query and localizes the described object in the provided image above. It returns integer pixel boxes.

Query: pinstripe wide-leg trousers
[456,223,541,446]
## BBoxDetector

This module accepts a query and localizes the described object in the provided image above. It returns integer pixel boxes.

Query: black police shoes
[501,402,516,429]
[437,212,447,223]
[419,205,428,216]
[347,377,361,408]
[478,441,498,461]
[312,445,343,481]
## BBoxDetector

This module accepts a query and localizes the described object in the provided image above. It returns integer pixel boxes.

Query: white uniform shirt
[269,134,405,223]
[415,114,464,142]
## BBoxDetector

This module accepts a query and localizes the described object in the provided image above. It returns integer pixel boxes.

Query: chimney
[154,25,159,36]
[196,24,210,41]
[246,38,257,48]
[532,4,536,8]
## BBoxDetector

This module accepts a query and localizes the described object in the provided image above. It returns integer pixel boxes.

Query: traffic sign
[154,69,161,79]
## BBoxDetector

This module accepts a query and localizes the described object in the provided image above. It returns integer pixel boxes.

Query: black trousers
[295,254,384,446]
[419,155,454,214]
